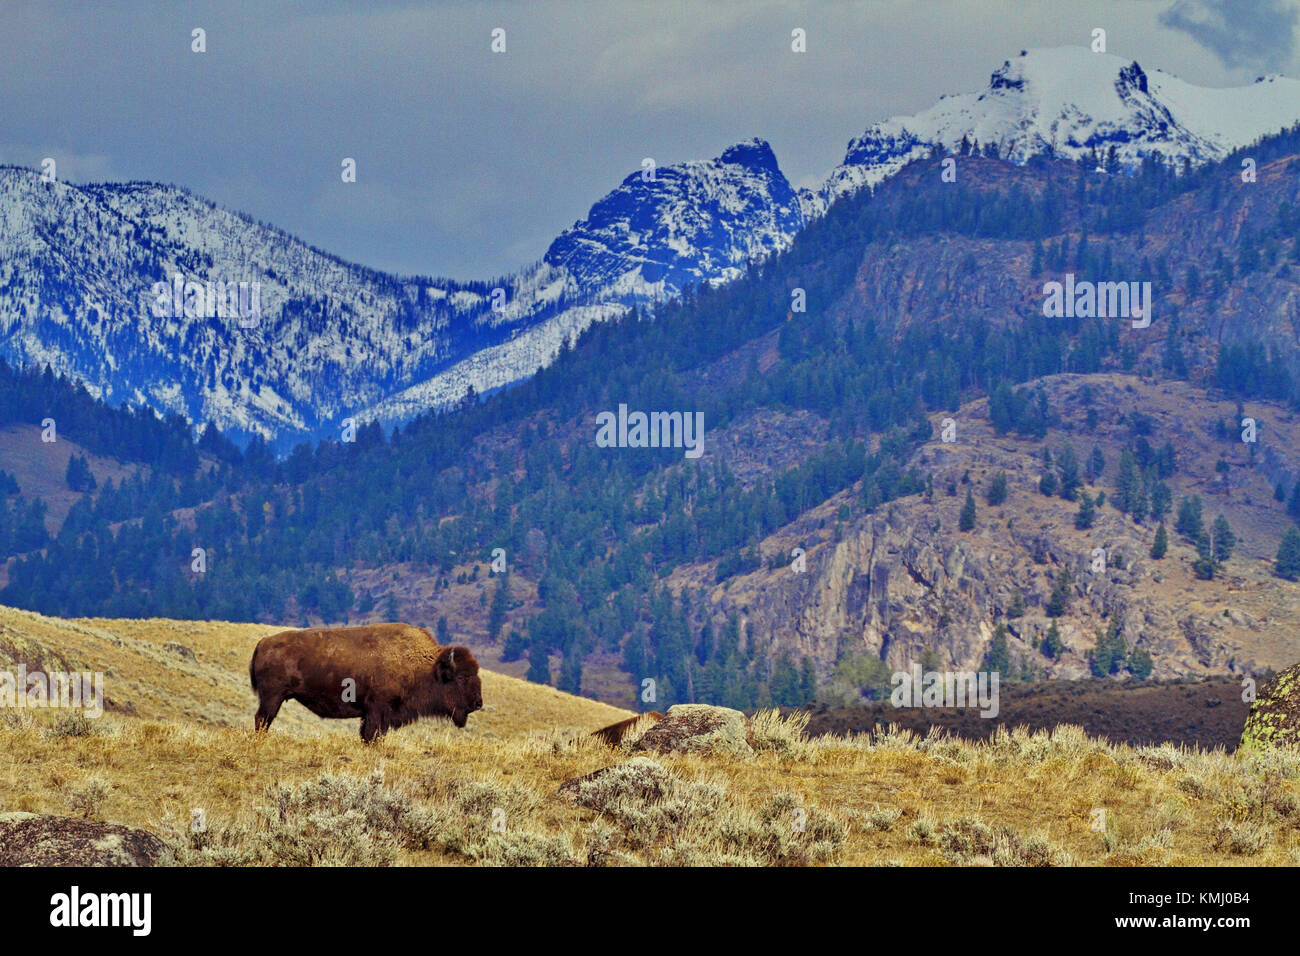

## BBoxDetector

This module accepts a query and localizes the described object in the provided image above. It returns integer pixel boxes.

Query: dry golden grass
[3,605,1300,865]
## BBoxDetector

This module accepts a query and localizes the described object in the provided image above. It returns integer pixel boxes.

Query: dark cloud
[1159,0,1298,69]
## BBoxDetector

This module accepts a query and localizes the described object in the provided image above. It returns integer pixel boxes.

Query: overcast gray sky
[2,0,1296,279]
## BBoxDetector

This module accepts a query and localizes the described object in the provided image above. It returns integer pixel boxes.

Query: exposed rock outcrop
[1240,663,1300,752]
[0,813,170,866]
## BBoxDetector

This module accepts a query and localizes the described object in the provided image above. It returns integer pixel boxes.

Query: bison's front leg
[360,707,386,743]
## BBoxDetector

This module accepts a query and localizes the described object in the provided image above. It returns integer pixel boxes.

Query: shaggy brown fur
[249,623,482,742]
[592,711,664,747]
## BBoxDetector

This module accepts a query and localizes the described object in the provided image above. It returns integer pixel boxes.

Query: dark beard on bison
[452,710,468,728]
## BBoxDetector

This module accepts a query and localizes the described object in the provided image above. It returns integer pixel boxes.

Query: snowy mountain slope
[0,168,500,441]
[815,47,1300,210]
[0,138,806,447]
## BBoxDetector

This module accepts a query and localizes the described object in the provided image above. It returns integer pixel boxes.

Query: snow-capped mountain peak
[817,46,1300,207]
[541,137,804,295]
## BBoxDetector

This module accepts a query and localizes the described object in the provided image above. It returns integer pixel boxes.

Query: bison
[249,623,483,742]
[591,711,664,747]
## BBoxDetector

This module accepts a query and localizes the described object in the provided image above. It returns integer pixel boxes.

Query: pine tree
[1212,514,1236,563]
[502,629,527,661]
[959,489,977,531]
[1193,530,1217,580]
[1057,445,1080,500]
[488,573,510,641]
[1041,620,1064,659]
[1149,479,1172,522]
[1275,527,1300,581]
[799,656,817,704]
[1075,491,1096,530]
[1086,444,1106,481]
[1007,590,1026,618]
[1089,618,1125,677]
[1150,522,1168,559]
[527,639,551,684]
[558,645,583,694]
[1128,645,1154,680]
[1115,449,1141,517]
[65,454,96,493]
[1175,496,1203,541]
[986,471,1009,506]
[983,623,1015,678]
[1046,568,1072,618]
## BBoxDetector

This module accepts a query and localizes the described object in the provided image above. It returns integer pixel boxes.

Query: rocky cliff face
[693,374,1300,684]
[830,154,1300,383]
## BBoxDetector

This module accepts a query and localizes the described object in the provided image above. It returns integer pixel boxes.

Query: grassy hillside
[0,604,630,735]
[3,605,1299,866]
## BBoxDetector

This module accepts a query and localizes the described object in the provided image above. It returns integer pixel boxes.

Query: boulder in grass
[0,812,171,866]
[1240,663,1300,753]
[633,704,755,758]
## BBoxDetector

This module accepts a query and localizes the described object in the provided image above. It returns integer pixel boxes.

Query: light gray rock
[634,704,755,758]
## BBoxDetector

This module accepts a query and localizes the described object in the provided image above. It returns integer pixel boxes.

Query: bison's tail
[249,650,258,693]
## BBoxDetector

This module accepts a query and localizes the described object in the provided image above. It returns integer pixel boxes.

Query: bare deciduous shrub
[908,814,938,844]
[67,778,109,819]
[1211,817,1271,855]
[48,711,96,739]
[851,806,902,832]
[938,816,1073,866]
[0,711,37,732]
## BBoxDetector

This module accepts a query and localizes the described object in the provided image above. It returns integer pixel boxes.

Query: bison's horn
[448,648,456,667]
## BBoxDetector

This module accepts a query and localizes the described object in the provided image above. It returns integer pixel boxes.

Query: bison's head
[436,646,483,728]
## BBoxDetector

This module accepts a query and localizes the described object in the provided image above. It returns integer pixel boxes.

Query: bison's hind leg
[254,693,284,732]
